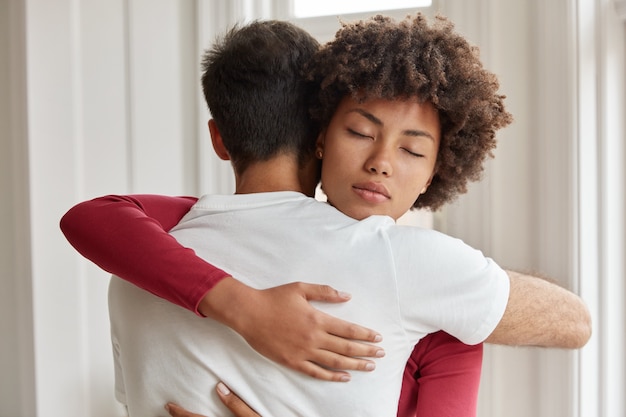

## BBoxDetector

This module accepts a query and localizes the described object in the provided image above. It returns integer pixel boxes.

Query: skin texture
[317,96,440,221]
[485,270,591,348]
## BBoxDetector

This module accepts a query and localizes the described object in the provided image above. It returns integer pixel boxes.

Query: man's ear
[209,119,230,161]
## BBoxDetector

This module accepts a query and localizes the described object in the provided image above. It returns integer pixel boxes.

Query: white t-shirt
[109,191,509,417]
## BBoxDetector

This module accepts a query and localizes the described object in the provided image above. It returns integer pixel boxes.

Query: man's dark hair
[306,14,513,211]
[201,20,320,175]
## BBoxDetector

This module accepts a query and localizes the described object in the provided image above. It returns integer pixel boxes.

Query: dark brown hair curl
[305,14,513,210]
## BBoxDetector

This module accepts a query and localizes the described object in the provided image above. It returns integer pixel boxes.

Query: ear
[420,174,435,195]
[209,119,230,161]
[315,130,326,158]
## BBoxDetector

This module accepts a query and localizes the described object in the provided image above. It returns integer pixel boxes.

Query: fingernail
[338,291,351,299]
[164,403,171,412]
[217,381,231,395]
[373,334,383,342]
[375,349,385,358]
[365,362,376,371]
[340,374,351,382]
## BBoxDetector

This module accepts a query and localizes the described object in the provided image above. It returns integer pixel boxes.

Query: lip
[352,181,391,203]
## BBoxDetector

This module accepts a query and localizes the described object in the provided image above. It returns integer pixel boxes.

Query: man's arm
[60,194,384,381]
[486,270,591,348]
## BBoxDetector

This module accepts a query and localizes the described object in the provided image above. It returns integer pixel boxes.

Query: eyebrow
[348,108,436,141]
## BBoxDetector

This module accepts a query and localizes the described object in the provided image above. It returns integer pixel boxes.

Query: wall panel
[13,0,211,415]
[437,1,577,416]
[0,0,36,415]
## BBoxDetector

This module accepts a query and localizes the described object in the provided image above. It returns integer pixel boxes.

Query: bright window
[293,0,432,18]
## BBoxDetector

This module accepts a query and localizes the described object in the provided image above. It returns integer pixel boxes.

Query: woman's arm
[398,332,483,417]
[60,194,384,381]
[60,194,218,313]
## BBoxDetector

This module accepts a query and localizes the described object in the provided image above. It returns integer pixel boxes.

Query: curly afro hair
[305,13,513,211]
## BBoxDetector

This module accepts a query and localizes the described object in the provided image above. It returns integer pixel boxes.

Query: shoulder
[384,223,460,247]
[384,225,498,272]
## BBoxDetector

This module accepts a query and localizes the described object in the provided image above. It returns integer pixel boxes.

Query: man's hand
[199,277,384,382]
[165,382,260,417]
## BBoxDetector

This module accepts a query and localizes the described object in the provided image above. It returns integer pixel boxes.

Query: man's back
[109,191,508,417]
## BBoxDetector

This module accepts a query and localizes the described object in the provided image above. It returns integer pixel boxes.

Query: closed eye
[347,128,372,139]
[402,148,424,158]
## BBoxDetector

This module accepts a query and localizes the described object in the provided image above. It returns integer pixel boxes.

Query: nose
[365,146,393,176]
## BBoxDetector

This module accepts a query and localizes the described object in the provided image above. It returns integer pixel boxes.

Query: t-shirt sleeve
[59,194,230,315]
[390,227,510,345]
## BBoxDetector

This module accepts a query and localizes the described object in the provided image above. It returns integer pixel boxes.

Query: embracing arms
[61,195,591,355]
[60,194,216,312]
[486,270,591,348]
[60,194,383,382]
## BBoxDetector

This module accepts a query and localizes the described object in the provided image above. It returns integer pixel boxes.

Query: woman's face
[317,96,440,221]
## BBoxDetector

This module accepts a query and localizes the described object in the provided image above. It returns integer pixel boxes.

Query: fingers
[325,323,384,357]
[322,314,383,348]
[297,283,383,343]
[293,352,381,382]
[293,341,384,381]
[309,354,377,378]
[294,360,353,382]
[164,384,260,417]
[165,402,205,417]
[232,281,385,383]
[299,282,353,303]
[216,382,261,417]
[321,337,385,365]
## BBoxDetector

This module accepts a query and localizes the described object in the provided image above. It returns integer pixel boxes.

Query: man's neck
[234,153,316,197]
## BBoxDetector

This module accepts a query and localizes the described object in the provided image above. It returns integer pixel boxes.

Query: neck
[234,153,317,197]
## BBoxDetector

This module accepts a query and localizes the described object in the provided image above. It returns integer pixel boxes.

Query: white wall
[1,1,232,416]
[1,0,623,416]
[1,1,36,415]
[576,1,626,415]
[438,1,626,416]
[438,1,578,416]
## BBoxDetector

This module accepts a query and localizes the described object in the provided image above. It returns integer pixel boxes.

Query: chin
[334,202,383,221]
[351,209,382,221]
[338,208,366,221]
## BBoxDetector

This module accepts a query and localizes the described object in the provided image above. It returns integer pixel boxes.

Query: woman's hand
[200,278,384,382]
[165,382,260,417]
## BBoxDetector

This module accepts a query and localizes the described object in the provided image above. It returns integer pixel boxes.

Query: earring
[420,187,427,194]
[316,149,323,159]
